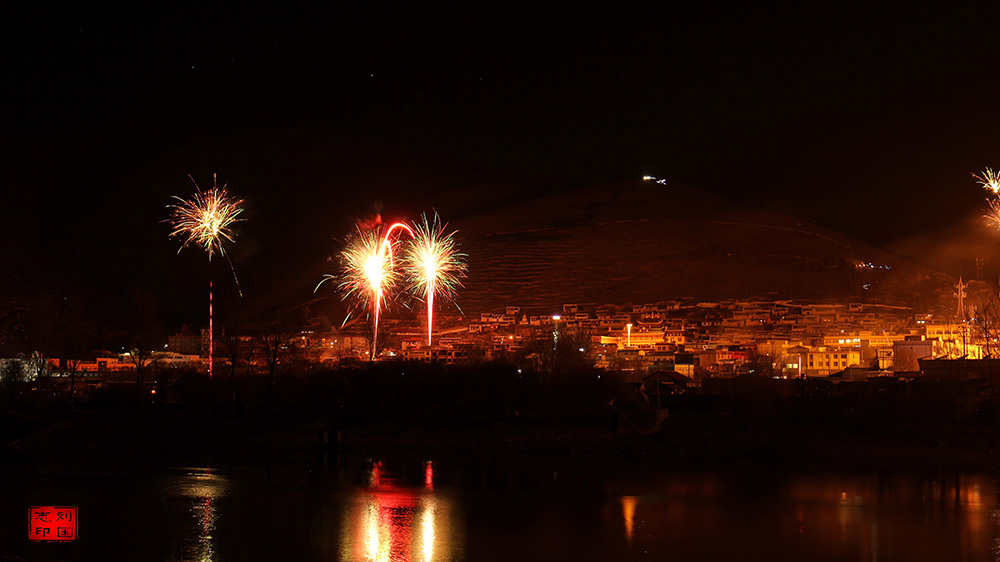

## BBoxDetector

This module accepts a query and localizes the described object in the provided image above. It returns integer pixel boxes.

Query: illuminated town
[8,291,995,393]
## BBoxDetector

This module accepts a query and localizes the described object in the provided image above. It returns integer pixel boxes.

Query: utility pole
[956,277,968,358]
[955,276,968,323]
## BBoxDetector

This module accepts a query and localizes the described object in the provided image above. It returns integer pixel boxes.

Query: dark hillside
[446,178,942,312]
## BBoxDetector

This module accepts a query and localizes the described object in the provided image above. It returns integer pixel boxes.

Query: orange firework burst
[987,198,1000,230]
[336,227,395,311]
[403,212,467,346]
[168,174,244,259]
[974,168,1000,195]
[321,221,413,359]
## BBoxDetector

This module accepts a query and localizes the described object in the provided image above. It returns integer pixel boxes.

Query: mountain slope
[445,178,935,313]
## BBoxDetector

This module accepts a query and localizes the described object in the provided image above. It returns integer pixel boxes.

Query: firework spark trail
[975,168,1000,195]
[168,173,244,378]
[372,222,413,355]
[320,221,413,360]
[403,213,467,347]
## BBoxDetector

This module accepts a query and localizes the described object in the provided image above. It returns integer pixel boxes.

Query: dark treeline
[4,356,1000,470]
[3,361,619,426]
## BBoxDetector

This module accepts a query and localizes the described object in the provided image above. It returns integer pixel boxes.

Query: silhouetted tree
[258,315,298,411]
[47,295,98,409]
[968,289,1000,403]
[517,325,596,379]
[220,324,255,414]
[116,288,165,404]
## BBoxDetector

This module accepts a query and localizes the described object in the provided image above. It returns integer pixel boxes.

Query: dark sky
[4,2,1000,324]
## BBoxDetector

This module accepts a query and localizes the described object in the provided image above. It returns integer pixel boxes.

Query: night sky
[4,2,1000,326]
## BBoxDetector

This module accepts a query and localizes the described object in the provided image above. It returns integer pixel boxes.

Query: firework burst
[168,174,245,259]
[321,221,413,359]
[403,212,467,346]
[974,168,1000,195]
[168,173,244,378]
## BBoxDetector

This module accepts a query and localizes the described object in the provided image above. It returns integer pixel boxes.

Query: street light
[552,315,561,350]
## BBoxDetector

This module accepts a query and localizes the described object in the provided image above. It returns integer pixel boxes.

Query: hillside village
[395,298,979,379]
[8,293,990,398]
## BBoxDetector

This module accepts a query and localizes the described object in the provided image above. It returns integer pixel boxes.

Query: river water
[3,452,999,561]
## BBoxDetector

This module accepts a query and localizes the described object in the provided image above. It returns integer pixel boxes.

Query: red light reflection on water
[342,461,446,562]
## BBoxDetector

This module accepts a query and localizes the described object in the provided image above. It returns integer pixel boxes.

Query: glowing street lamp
[626,323,632,347]
[552,315,561,350]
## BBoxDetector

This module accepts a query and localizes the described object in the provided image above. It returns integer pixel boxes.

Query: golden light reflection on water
[621,496,637,542]
[194,496,217,562]
[782,473,999,561]
[420,498,436,562]
[165,466,229,562]
[603,472,1000,561]
[341,461,455,562]
[364,502,391,562]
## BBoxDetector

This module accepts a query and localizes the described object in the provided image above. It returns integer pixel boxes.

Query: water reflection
[421,499,436,560]
[340,460,457,562]
[163,466,229,562]
[15,455,1000,561]
[620,496,637,542]
[609,470,999,561]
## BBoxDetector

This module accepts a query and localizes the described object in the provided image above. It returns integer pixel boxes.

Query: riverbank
[4,409,1000,472]
[336,417,1000,470]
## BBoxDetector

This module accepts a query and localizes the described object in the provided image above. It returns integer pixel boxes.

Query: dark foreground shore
[3,408,1000,472]
[5,367,1000,472]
